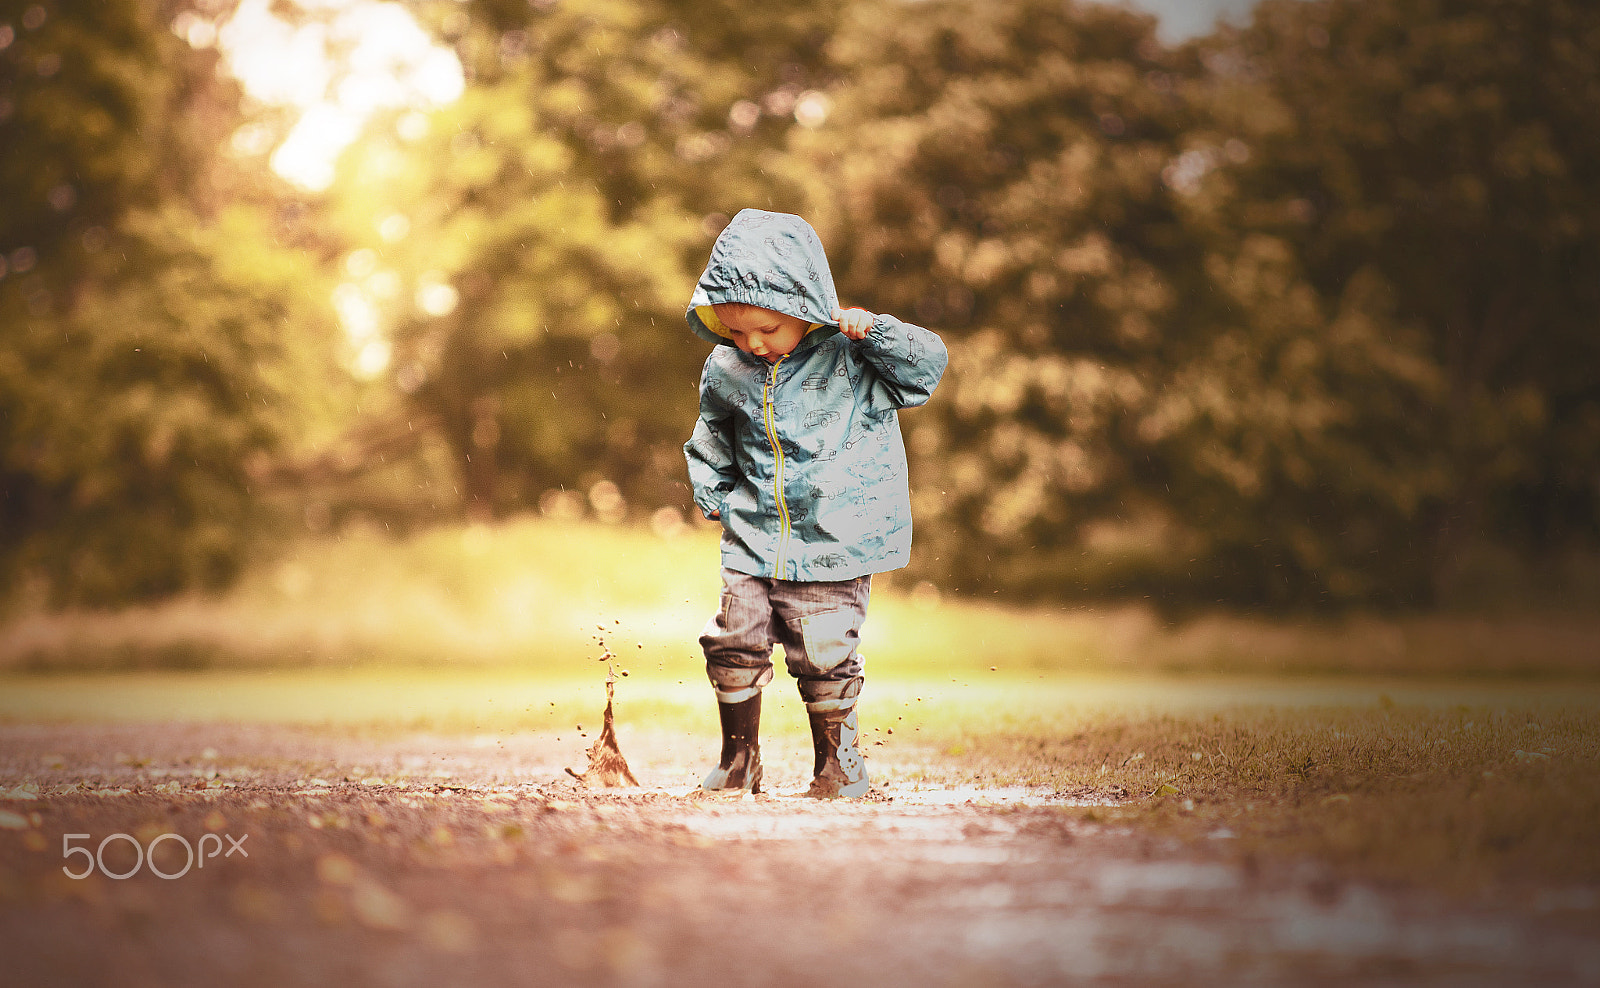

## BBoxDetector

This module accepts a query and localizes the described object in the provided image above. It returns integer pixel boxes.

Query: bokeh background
[3,0,1598,674]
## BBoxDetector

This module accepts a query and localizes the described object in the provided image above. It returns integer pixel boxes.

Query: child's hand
[833,307,875,340]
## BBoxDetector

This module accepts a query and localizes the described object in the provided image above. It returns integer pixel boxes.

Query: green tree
[0,0,338,606]
[1219,0,1600,599]
[327,0,844,522]
[794,0,1449,607]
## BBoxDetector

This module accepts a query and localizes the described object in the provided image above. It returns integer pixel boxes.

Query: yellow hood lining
[696,304,825,341]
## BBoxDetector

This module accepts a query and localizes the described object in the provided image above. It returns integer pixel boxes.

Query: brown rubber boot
[805,704,868,798]
[700,692,763,794]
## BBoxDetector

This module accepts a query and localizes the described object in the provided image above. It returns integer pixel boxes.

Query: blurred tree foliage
[1217,0,1600,602]
[788,0,1600,607]
[326,0,842,521]
[0,0,339,606]
[4,0,1597,611]
[792,0,1461,606]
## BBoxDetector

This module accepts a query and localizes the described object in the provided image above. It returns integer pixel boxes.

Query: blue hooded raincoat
[684,209,948,581]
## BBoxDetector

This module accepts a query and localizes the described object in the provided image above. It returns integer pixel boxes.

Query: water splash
[565,668,639,788]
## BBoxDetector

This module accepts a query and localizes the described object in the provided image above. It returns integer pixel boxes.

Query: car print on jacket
[804,410,840,429]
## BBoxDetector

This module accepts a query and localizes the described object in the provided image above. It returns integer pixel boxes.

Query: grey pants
[699,567,871,709]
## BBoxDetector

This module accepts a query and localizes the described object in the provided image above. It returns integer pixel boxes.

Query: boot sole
[803,777,869,799]
[696,762,763,797]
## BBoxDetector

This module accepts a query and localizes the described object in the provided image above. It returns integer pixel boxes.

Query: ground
[2,723,1596,987]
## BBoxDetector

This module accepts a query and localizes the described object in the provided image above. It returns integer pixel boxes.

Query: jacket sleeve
[683,360,741,518]
[851,313,949,409]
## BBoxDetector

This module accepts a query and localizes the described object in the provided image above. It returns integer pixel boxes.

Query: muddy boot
[700,691,763,794]
[805,697,868,799]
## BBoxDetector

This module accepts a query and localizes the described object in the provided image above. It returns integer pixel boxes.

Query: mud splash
[564,673,639,787]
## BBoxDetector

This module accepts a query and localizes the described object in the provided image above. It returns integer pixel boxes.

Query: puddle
[677,812,1048,858]
[886,784,1113,807]
[1092,860,1241,901]
[671,783,1112,846]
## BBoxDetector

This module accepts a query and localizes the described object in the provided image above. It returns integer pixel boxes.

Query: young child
[683,209,948,798]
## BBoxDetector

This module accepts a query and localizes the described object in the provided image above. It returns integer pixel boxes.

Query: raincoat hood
[686,209,841,346]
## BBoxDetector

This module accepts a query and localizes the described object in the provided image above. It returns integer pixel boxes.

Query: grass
[1,515,1598,895]
[2,515,1597,676]
[0,518,728,673]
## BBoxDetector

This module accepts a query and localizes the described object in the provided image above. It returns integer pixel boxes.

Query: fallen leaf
[230,883,285,923]
[422,909,477,953]
[544,869,602,904]
[352,881,410,930]
[316,854,358,886]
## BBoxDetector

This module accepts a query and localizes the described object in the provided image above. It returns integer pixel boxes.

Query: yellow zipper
[763,355,790,576]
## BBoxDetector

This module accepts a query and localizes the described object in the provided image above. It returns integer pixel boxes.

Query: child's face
[713,303,810,363]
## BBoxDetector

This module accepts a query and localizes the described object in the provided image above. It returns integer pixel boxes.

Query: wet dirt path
[1,724,1595,987]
